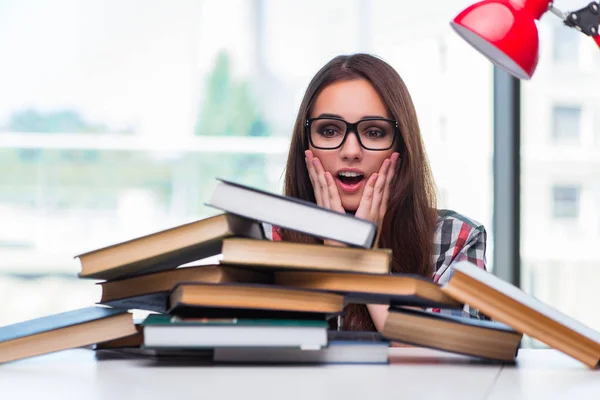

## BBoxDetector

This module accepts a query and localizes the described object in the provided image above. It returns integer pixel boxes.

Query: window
[0,0,493,325]
[522,10,600,334]
[552,24,579,65]
[552,185,580,219]
[552,105,581,142]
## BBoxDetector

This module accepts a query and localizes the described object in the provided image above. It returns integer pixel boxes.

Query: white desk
[488,349,600,400]
[0,348,597,400]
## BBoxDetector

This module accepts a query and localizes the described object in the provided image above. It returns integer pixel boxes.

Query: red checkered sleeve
[430,210,489,320]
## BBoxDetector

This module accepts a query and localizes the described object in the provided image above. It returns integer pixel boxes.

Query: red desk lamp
[450,0,600,79]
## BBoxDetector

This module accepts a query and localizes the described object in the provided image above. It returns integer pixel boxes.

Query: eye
[363,128,386,139]
[319,126,343,138]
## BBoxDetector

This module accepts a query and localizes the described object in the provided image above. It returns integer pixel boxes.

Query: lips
[336,169,365,193]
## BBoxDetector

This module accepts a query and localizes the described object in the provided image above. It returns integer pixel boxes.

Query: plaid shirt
[266,208,488,320]
[429,209,489,320]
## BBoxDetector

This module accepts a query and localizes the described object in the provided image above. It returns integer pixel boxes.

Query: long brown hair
[280,54,438,331]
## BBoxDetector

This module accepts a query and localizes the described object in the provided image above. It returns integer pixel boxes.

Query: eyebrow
[315,113,389,120]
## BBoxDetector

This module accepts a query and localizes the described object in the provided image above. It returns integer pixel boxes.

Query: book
[221,238,391,274]
[168,282,345,315]
[141,314,328,349]
[167,307,331,321]
[95,328,144,349]
[382,306,522,363]
[213,331,390,364]
[206,178,378,248]
[442,261,600,368]
[76,213,264,281]
[98,265,271,313]
[0,307,138,363]
[274,270,462,308]
[95,347,214,362]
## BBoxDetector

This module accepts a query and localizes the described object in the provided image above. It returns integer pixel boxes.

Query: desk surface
[0,348,597,400]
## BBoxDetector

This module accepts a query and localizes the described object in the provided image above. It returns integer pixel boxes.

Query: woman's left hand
[354,152,400,228]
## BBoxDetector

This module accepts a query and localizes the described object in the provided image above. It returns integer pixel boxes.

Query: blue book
[0,307,137,363]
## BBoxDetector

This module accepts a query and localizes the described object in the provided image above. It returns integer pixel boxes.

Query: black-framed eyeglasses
[306,116,399,151]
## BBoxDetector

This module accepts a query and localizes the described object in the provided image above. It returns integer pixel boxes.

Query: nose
[339,131,363,162]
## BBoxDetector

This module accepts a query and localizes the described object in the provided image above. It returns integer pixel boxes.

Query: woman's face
[308,78,396,211]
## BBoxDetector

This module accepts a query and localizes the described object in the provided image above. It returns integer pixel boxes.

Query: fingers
[385,152,400,187]
[312,157,330,208]
[305,150,345,214]
[325,171,344,213]
[380,152,400,218]
[370,159,391,216]
[356,172,378,218]
[305,150,322,206]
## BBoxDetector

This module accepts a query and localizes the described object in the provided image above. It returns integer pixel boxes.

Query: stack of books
[1,178,599,368]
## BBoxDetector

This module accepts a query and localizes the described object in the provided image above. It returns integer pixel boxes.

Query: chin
[341,200,360,213]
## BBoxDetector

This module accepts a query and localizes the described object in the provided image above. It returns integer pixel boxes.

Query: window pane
[522,3,600,343]
[552,185,580,219]
[552,24,579,64]
[552,105,581,142]
[0,0,493,325]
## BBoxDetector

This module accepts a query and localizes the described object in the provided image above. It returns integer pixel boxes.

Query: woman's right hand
[305,150,347,247]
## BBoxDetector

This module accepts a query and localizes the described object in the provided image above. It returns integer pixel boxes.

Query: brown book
[99,265,272,313]
[221,238,391,274]
[383,307,523,363]
[95,327,144,349]
[76,214,264,281]
[274,270,462,309]
[0,307,138,364]
[441,261,600,369]
[169,282,345,315]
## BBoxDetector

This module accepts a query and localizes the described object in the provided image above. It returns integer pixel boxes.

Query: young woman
[268,53,487,332]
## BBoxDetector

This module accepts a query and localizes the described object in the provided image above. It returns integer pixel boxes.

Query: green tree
[6,108,134,134]
[8,109,106,133]
[195,51,269,137]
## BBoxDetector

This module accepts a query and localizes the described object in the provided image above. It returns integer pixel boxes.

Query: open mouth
[337,172,364,186]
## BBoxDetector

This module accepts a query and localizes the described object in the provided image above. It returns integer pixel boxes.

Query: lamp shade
[450,0,550,80]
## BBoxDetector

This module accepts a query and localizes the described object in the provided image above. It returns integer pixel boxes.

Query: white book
[214,332,390,364]
[143,325,327,349]
[213,343,389,365]
[206,178,377,248]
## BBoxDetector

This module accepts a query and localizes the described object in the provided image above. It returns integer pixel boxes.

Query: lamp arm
[549,2,600,48]
[549,4,567,20]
